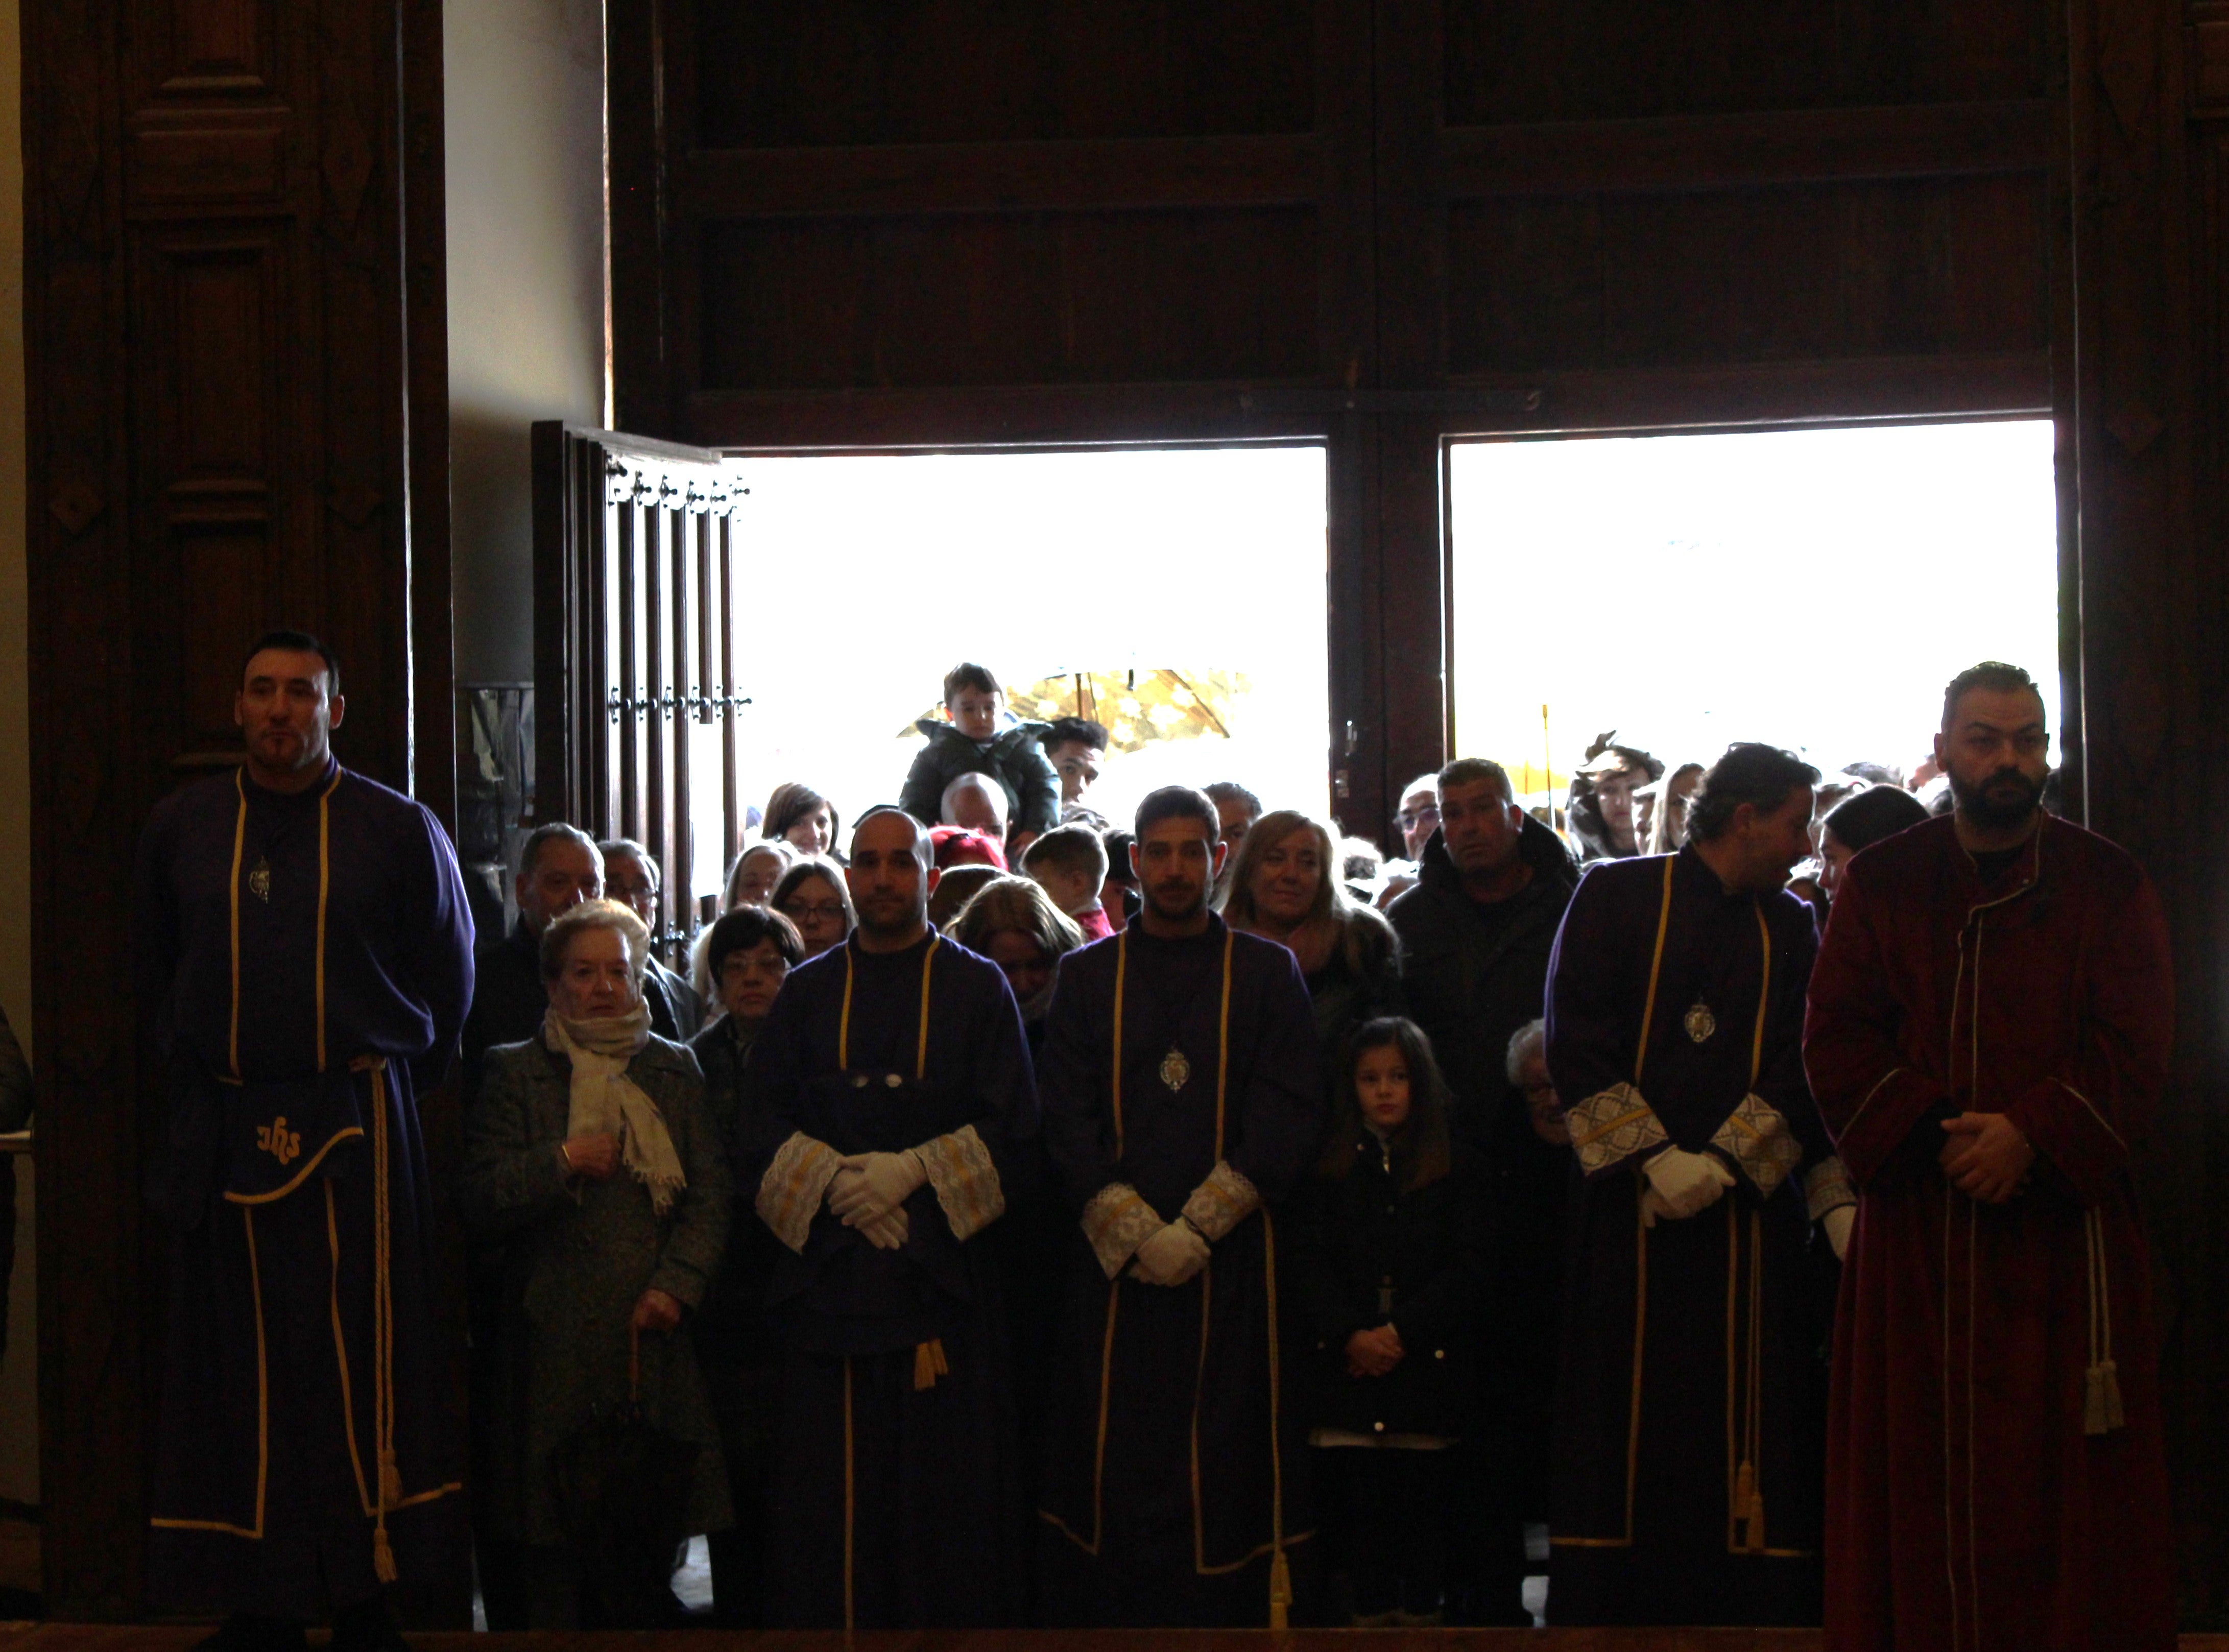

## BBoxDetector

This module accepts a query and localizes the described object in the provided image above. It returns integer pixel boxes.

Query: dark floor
[6,1631,2229,1651]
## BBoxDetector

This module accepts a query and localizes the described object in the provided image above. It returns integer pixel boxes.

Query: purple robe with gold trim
[135,759,472,1619]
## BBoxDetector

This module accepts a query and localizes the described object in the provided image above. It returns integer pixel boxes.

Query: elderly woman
[686,903,803,1625]
[1224,807,1403,1055]
[691,840,798,1002]
[945,873,1084,1050]
[462,899,733,1628]
[769,854,854,960]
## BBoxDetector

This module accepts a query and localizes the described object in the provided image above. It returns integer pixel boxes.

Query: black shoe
[328,1597,408,1652]
[194,1617,307,1652]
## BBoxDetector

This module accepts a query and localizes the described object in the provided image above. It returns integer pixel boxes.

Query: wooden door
[532,423,752,962]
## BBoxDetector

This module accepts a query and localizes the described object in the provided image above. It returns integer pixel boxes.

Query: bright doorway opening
[715,444,1329,875]
[1447,420,2060,802]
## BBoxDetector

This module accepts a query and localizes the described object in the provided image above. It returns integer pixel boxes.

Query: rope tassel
[2083,1209,2125,1438]
[2084,1359,2125,1437]
[913,1338,948,1392]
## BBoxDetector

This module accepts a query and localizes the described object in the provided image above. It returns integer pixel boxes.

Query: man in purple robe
[736,806,1037,1629]
[1036,785,1323,1626]
[136,632,474,1652]
[1544,743,1852,1625]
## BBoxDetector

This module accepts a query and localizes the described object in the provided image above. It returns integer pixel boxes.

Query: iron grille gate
[533,422,750,966]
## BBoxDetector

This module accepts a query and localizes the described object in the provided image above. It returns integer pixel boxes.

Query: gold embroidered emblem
[1684,1002,1717,1043]
[247,856,272,903]
[256,1115,302,1166]
[1159,1047,1191,1092]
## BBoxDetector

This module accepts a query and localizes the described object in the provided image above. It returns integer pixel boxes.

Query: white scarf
[543,1002,687,1216]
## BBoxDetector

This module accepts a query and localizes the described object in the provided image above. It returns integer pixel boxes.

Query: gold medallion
[248,856,272,903]
[1684,1001,1716,1043]
[1159,1047,1191,1092]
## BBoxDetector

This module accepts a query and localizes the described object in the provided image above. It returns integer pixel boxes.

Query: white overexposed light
[1448,421,2060,799]
[701,445,1329,890]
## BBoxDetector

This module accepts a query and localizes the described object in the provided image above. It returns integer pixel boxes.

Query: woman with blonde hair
[946,873,1084,1042]
[463,899,732,1626]
[1224,807,1403,1054]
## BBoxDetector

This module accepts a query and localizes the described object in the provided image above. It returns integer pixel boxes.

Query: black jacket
[1386,817,1577,1158]
[897,718,1062,837]
[1288,1139,1489,1440]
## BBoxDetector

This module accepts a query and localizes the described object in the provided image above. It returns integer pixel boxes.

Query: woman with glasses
[769,856,855,960]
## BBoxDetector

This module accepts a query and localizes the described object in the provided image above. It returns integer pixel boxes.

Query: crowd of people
[136,639,2178,1652]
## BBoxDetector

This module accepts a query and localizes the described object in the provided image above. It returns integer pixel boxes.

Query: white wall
[446,0,608,684]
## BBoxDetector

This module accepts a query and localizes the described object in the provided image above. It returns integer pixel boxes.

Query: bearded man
[1805,661,2176,1651]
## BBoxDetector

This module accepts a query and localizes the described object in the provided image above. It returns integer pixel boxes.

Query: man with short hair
[1386,758,1577,1622]
[596,837,705,1039]
[941,771,1012,842]
[1544,743,1852,1626]
[137,632,473,1652]
[1037,786,1322,1626]
[1805,662,2177,1651]
[461,823,603,1102]
[1044,716,1110,814]
[739,806,1037,1629]
[1021,822,1114,941]
[1394,774,1441,861]
[1203,780,1261,857]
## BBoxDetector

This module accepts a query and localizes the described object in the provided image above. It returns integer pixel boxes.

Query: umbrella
[904,668,1247,755]
[551,1329,701,1627]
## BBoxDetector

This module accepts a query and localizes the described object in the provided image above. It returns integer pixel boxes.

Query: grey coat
[462,1032,734,1546]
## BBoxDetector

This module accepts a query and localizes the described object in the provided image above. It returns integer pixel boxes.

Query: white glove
[855,1206,910,1251]
[1640,1147,1736,1226]
[829,1149,929,1227]
[1129,1220,1211,1286]
[1821,1204,1856,1261]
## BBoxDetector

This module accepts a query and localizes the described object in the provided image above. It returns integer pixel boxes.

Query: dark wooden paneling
[1448,174,2050,372]
[676,133,1320,219]
[1444,0,2049,124]
[26,0,456,1621]
[693,2,1316,148]
[698,208,1322,390]
[1443,99,2054,196]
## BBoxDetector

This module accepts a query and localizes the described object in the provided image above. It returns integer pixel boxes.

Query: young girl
[1291,1017,1488,1626]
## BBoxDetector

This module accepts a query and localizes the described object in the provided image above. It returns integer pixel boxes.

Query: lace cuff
[914,1125,1005,1241]
[1567,1082,1669,1176]
[756,1131,843,1254]
[1804,1155,1858,1223]
[1711,1093,1805,1198]
[1082,1183,1162,1280]
[1180,1160,1262,1242]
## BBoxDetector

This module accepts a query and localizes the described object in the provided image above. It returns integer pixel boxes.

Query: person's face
[717,937,791,1024]
[1354,1043,1413,1134]
[235,648,346,779]
[949,687,1003,742]
[1595,769,1640,851]
[985,929,1057,1011]
[547,924,637,1021]
[1097,873,1131,929]
[731,848,784,907]
[1818,826,1857,898]
[603,851,659,928]
[1515,1049,1567,1146]
[1396,786,1440,860]
[945,780,1008,837]
[777,873,851,956]
[1131,818,1224,924]
[1048,739,1102,805]
[1214,798,1255,854]
[517,841,603,934]
[1248,825,1322,929]
[847,814,937,937]
[1729,785,1817,891]
[1439,778,1523,879]
[1934,687,2049,832]
[783,807,834,857]
[1664,770,1699,846]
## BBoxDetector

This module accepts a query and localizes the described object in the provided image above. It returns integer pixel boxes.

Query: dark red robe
[1804,813,2176,1652]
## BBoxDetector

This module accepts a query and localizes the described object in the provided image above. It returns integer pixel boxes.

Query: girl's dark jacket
[898,718,1062,837]
[1286,1136,1490,1441]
